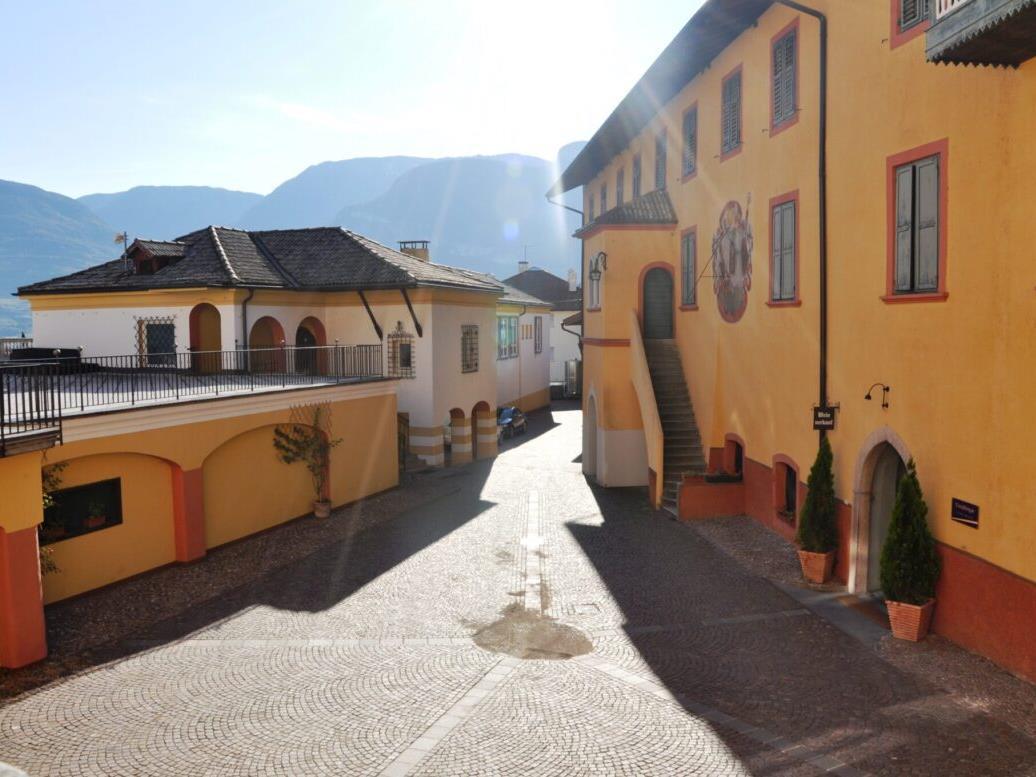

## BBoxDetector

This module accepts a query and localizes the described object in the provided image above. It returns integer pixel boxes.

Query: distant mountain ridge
[0,180,116,333]
[1,144,586,334]
[79,186,262,242]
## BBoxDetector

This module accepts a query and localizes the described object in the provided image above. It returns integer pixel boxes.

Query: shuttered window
[894,155,940,294]
[632,155,642,198]
[722,71,742,155]
[655,132,667,190]
[772,30,796,128]
[616,168,624,206]
[681,231,697,306]
[534,316,543,354]
[771,200,797,301]
[600,183,607,215]
[682,107,698,177]
[588,194,595,222]
[900,0,931,30]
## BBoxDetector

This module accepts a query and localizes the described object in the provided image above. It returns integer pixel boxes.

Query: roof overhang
[549,0,773,195]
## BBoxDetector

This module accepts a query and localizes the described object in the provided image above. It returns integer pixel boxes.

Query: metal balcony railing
[936,0,972,18]
[0,337,33,360]
[0,344,384,424]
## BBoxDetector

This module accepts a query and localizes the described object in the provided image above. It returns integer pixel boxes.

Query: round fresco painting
[711,198,754,323]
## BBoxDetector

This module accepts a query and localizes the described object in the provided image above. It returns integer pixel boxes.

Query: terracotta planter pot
[313,500,332,519]
[797,549,835,584]
[85,516,106,529]
[886,598,935,642]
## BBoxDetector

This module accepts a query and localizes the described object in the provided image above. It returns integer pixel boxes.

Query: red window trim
[883,138,949,304]
[770,18,800,138]
[680,226,699,310]
[680,101,699,183]
[768,190,801,306]
[720,64,744,163]
[889,0,931,50]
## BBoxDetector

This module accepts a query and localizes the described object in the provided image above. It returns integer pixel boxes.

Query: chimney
[399,240,430,262]
[518,260,529,274]
[567,268,578,292]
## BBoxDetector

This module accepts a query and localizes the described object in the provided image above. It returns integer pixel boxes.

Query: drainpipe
[546,194,585,351]
[776,0,828,441]
[241,287,255,370]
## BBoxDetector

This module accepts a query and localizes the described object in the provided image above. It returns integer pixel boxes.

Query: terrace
[0,344,384,456]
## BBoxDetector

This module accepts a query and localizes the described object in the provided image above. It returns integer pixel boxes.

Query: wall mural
[711,197,754,323]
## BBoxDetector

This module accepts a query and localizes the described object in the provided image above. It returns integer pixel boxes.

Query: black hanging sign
[812,406,836,431]
[951,498,979,528]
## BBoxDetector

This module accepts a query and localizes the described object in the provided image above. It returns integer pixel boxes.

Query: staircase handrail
[629,309,665,508]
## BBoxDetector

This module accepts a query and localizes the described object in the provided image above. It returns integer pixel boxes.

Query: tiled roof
[447,268,552,308]
[503,268,581,308]
[562,311,583,327]
[573,189,678,238]
[19,226,499,296]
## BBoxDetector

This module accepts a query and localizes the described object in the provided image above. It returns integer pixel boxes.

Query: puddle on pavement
[472,603,593,660]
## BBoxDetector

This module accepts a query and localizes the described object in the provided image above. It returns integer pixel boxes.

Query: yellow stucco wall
[42,454,176,604]
[8,388,398,602]
[579,1,1036,582]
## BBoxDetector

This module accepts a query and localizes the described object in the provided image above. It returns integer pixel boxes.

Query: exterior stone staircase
[644,339,707,515]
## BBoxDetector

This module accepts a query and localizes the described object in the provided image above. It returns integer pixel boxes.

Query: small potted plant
[880,459,941,641]
[274,405,341,518]
[795,437,838,584]
[84,501,107,529]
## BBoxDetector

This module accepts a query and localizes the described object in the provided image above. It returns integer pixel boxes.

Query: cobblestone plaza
[1,403,1034,775]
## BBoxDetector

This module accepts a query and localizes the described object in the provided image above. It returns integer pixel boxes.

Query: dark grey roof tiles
[573,189,678,238]
[503,267,581,308]
[19,225,501,296]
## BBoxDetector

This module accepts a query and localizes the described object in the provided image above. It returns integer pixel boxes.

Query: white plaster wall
[430,301,497,427]
[497,310,552,408]
[599,428,649,487]
[549,314,582,384]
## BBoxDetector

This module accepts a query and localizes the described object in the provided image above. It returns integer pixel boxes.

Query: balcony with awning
[927,0,1036,67]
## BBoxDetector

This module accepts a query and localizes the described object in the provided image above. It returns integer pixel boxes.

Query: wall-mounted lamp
[864,383,890,409]
[588,251,607,283]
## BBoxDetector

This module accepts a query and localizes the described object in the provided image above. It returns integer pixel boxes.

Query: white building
[502,264,581,387]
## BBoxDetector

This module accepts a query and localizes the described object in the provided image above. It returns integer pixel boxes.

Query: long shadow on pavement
[569,482,1036,775]
[2,460,496,698]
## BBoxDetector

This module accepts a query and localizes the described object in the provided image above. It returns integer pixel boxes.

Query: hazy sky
[0,1,704,198]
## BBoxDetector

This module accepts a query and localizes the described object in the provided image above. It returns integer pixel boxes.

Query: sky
[0,0,705,198]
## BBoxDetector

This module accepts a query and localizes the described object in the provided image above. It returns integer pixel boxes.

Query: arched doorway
[584,394,598,480]
[642,267,674,339]
[471,401,491,460]
[249,316,285,372]
[294,317,326,374]
[189,303,221,373]
[866,444,906,592]
[850,430,911,593]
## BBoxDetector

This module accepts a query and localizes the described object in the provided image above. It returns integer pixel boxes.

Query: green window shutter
[772,207,783,300]
[773,32,796,126]
[723,73,742,153]
[894,165,914,292]
[682,234,696,305]
[655,133,667,190]
[781,201,796,298]
[682,109,697,176]
[916,156,940,291]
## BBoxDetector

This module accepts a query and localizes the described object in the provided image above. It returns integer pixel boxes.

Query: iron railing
[0,362,62,453]
[0,345,383,420]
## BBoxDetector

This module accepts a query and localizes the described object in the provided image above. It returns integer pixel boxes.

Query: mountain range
[0,143,585,335]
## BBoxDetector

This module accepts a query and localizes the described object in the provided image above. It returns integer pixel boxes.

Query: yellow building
[553,0,1036,681]
[0,226,510,668]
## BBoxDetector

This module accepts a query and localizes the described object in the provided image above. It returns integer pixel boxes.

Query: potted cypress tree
[273,406,341,519]
[880,459,941,641]
[795,437,838,584]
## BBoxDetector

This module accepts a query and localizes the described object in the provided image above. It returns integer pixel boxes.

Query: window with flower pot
[40,478,123,544]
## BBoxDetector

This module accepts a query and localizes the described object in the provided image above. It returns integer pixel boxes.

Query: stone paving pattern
[1,402,1035,775]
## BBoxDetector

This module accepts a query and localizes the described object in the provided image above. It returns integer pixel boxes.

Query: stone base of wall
[678,477,745,520]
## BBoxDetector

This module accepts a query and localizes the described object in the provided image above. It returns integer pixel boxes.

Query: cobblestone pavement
[2,402,1036,775]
